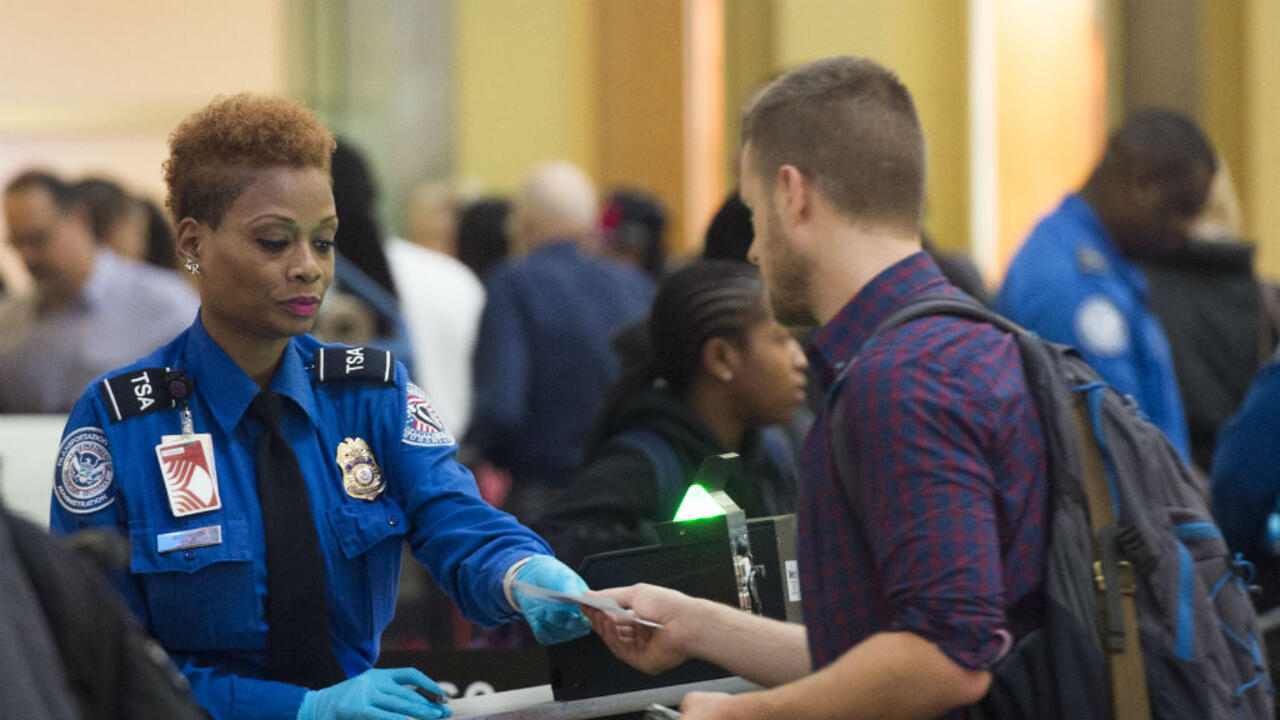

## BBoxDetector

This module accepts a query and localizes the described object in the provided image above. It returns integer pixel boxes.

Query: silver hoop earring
[184,259,202,276]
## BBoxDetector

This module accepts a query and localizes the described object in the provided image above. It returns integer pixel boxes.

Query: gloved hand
[296,667,450,720]
[512,555,593,645]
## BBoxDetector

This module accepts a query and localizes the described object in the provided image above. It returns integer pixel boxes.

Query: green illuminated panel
[673,483,728,521]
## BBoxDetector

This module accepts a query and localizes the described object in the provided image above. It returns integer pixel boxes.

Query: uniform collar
[184,315,320,433]
[1061,194,1148,299]
[805,251,952,387]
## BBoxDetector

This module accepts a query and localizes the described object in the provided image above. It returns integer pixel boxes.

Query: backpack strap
[609,428,688,523]
[828,292,1151,720]
[1071,384,1151,719]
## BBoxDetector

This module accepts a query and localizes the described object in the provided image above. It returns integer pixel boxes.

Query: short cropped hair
[72,177,134,240]
[741,56,925,232]
[163,94,336,227]
[5,169,75,211]
[1096,110,1217,189]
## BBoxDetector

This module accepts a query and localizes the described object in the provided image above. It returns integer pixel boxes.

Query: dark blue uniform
[995,194,1190,458]
[50,316,550,719]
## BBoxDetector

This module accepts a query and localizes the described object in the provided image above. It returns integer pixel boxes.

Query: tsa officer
[50,94,590,720]
[995,111,1217,459]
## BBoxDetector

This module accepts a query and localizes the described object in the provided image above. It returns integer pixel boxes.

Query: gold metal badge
[336,437,384,501]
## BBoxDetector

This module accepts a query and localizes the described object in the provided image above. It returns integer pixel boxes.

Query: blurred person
[0,498,207,719]
[1127,161,1280,473]
[387,209,484,435]
[403,178,481,258]
[140,198,180,270]
[535,260,805,569]
[48,94,591,720]
[995,110,1216,459]
[1212,346,1280,694]
[315,141,415,370]
[466,161,655,522]
[586,56,1047,720]
[600,188,668,280]
[0,170,198,412]
[0,227,37,353]
[455,197,510,279]
[72,177,147,260]
[702,190,754,262]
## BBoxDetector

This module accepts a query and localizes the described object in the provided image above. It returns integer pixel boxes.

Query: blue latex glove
[296,667,450,720]
[512,555,593,645]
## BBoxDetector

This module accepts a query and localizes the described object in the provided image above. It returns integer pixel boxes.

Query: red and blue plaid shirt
[799,252,1047,683]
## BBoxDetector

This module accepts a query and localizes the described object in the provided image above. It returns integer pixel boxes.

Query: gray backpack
[830,294,1272,719]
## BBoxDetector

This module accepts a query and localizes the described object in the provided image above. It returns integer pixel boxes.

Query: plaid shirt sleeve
[843,325,1020,670]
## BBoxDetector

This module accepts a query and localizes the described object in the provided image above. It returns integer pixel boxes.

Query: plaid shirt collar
[805,250,952,387]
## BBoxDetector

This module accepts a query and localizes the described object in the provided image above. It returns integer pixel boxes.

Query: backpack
[611,425,797,522]
[828,294,1272,719]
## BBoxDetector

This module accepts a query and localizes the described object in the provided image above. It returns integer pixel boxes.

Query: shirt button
[184,550,196,560]
[388,516,400,527]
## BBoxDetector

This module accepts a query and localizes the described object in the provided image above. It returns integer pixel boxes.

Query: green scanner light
[673,483,728,522]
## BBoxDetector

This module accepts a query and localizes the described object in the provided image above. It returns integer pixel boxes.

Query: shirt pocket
[129,516,258,653]
[326,502,409,637]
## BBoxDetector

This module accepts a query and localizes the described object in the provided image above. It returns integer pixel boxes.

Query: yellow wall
[995,0,1106,269]
[772,0,970,252]
[0,0,288,238]
[453,0,597,191]
[1243,0,1280,279]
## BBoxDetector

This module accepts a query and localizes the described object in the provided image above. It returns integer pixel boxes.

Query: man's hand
[583,583,702,675]
[681,691,750,720]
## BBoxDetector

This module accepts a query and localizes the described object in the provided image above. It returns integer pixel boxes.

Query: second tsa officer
[50,94,591,720]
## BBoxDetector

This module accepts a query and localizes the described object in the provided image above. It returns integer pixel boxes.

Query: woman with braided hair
[536,260,809,569]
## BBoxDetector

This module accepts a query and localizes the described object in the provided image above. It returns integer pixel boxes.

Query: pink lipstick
[286,297,320,316]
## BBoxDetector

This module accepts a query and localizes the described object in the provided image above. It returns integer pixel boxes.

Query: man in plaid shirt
[584,56,1049,720]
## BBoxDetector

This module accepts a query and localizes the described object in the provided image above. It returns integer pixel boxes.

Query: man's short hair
[71,177,134,241]
[5,170,75,211]
[163,93,336,228]
[1096,109,1217,189]
[741,56,925,233]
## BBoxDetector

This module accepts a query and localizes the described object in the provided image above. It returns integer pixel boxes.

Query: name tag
[157,524,223,554]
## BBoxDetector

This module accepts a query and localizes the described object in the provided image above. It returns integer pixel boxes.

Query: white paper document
[512,581,663,627]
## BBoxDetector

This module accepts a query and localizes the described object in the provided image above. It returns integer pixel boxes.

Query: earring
[184,258,202,276]
[721,370,733,382]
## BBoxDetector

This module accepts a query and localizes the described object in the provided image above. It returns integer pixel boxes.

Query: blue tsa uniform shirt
[50,316,551,720]
[994,193,1190,458]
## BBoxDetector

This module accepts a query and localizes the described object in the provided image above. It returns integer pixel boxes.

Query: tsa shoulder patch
[54,427,115,514]
[1074,294,1129,358]
[98,367,191,422]
[403,382,454,447]
[314,346,394,384]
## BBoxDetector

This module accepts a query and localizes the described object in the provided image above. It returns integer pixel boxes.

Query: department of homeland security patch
[403,382,454,447]
[54,427,115,514]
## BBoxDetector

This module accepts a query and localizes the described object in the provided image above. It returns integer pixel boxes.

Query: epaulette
[314,346,395,384]
[1076,245,1110,276]
[98,368,194,423]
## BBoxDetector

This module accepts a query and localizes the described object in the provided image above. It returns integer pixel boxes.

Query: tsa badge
[336,437,384,501]
[155,434,222,517]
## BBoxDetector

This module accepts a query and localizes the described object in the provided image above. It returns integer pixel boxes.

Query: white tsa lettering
[54,427,115,515]
[345,347,365,374]
[131,371,155,411]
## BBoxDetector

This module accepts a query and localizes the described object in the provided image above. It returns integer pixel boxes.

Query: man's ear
[779,165,813,220]
[175,217,204,265]
[701,336,742,383]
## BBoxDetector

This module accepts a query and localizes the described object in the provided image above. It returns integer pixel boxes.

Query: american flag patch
[403,382,454,447]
